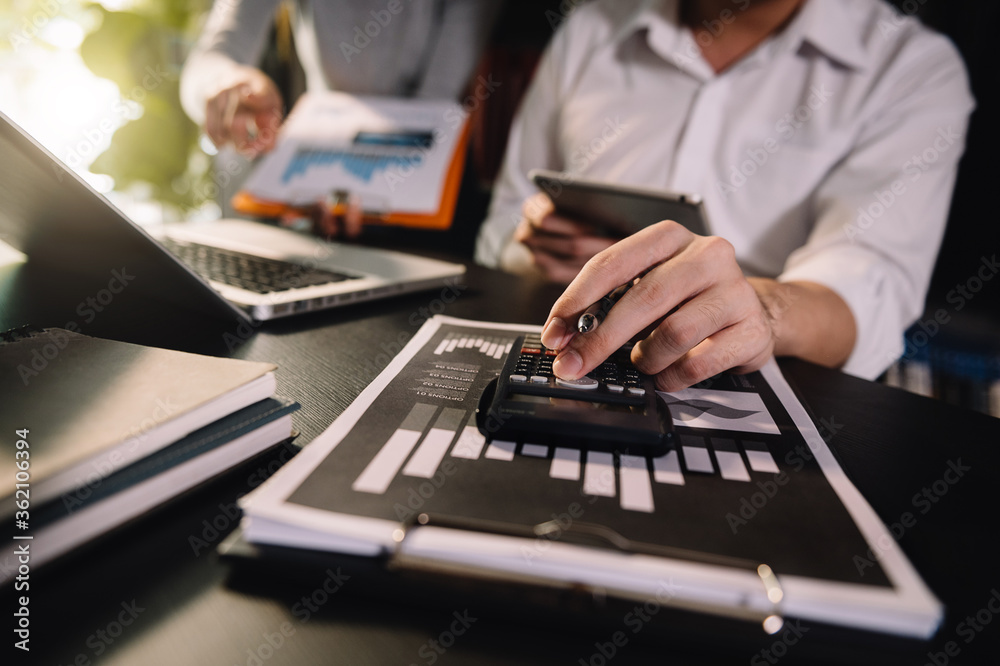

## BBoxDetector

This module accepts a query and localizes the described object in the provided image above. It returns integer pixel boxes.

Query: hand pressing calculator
[476,334,674,455]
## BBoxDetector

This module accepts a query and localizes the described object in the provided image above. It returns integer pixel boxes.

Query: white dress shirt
[475,0,974,379]
[181,0,500,124]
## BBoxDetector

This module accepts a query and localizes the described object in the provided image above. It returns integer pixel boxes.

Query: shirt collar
[782,0,868,71]
[610,0,868,72]
[610,0,682,53]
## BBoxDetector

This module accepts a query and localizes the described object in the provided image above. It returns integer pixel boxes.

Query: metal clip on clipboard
[388,512,786,635]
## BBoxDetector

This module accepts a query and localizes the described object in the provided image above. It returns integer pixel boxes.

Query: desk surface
[2,252,999,665]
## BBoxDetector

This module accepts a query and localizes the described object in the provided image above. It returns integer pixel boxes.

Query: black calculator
[476,334,674,455]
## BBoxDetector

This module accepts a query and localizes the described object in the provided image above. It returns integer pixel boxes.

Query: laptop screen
[0,110,249,324]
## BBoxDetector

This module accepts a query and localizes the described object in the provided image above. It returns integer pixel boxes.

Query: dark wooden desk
[3,255,998,665]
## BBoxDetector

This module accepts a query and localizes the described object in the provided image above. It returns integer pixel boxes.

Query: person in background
[475,0,973,390]
[181,0,501,236]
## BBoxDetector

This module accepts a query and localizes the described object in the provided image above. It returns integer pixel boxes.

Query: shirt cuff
[778,247,913,380]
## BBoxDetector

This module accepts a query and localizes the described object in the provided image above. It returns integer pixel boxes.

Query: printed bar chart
[353,403,436,494]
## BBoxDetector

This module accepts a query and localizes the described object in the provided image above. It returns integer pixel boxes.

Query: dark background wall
[901,0,999,318]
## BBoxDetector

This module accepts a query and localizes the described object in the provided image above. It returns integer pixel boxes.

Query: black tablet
[530,169,709,237]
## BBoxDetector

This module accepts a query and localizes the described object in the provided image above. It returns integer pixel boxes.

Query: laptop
[0,110,465,323]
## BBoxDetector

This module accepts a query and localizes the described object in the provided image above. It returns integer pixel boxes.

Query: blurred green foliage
[77,1,213,210]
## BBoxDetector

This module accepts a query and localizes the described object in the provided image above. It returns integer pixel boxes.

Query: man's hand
[512,193,619,284]
[204,67,283,157]
[539,221,856,391]
[280,193,364,240]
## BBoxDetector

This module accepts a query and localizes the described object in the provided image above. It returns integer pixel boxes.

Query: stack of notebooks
[0,326,299,582]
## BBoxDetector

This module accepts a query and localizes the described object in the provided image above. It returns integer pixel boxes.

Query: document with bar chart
[242,317,941,638]
[239,92,465,215]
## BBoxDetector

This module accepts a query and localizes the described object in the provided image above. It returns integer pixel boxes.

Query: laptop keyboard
[161,237,359,294]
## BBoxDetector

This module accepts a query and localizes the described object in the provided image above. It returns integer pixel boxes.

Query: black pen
[577,281,635,333]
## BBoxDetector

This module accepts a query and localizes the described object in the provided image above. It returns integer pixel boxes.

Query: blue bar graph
[282,148,423,184]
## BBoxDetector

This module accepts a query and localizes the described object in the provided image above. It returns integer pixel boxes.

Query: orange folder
[231,121,470,231]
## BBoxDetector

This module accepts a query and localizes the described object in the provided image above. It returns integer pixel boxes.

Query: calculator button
[627,387,646,396]
[520,347,541,354]
[530,375,549,383]
[509,374,527,382]
[607,384,624,393]
[555,377,599,390]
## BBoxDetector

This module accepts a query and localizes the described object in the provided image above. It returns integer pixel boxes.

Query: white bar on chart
[583,451,616,497]
[478,339,490,351]
[474,338,484,348]
[403,429,456,478]
[503,341,512,354]
[485,343,498,357]
[619,455,654,513]
[353,403,436,494]
[446,339,458,352]
[681,446,714,474]
[549,448,580,480]
[458,337,468,348]
[521,444,549,458]
[715,451,750,482]
[652,450,685,485]
[745,450,779,474]
[492,346,505,360]
[451,426,486,459]
[405,408,465,477]
[485,440,516,461]
[433,340,448,355]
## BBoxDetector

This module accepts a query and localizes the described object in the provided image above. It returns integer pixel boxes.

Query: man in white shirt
[475,0,973,387]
